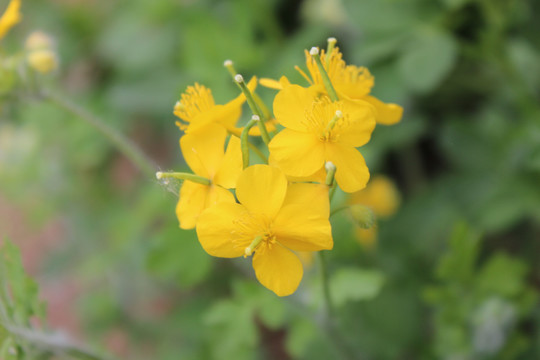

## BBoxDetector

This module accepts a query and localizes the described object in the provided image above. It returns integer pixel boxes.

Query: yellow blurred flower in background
[176,124,242,229]
[0,0,21,40]
[196,165,333,296]
[25,31,58,74]
[348,176,401,249]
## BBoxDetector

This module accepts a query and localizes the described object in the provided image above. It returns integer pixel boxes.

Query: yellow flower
[348,176,400,249]
[173,78,275,136]
[268,85,376,193]
[261,45,403,126]
[348,176,400,218]
[196,164,333,296]
[302,47,403,125]
[0,0,21,40]
[176,124,242,229]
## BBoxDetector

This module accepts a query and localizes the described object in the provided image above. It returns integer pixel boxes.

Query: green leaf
[285,317,318,358]
[146,226,212,289]
[436,222,480,283]
[476,253,528,297]
[330,267,385,307]
[398,28,458,93]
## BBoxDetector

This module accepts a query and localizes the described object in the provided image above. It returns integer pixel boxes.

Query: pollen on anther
[309,47,319,56]
[335,110,343,118]
[224,59,233,67]
[156,171,163,180]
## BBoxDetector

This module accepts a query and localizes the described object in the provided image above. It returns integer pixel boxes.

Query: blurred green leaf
[475,252,528,297]
[398,28,458,93]
[147,226,212,289]
[286,317,318,358]
[330,267,385,307]
[436,222,480,283]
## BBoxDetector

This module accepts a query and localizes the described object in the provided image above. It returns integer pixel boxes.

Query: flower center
[303,97,347,143]
[174,83,215,124]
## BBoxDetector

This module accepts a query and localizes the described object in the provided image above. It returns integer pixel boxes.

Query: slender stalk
[241,116,260,169]
[310,47,339,102]
[155,171,211,186]
[234,75,271,145]
[318,251,333,317]
[228,131,268,163]
[5,325,114,360]
[40,90,156,177]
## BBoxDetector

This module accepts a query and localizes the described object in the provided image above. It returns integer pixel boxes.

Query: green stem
[241,117,260,169]
[5,324,114,360]
[40,90,156,177]
[228,131,268,163]
[311,48,339,102]
[235,75,271,145]
[156,172,210,186]
[318,251,333,317]
[330,205,348,217]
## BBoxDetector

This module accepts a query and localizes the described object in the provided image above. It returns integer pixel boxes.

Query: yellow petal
[336,99,376,147]
[363,95,403,125]
[253,243,303,296]
[236,164,287,219]
[273,85,318,132]
[355,226,377,250]
[349,176,400,217]
[226,118,278,137]
[259,78,283,90]
[268,129,325,177]
[0,0,21,40]
[273,183,333,251]
[176,182,235,230]
[196,202,251,258]
[325,143,370,193]
[213,135,242,189]
[180,124,227,178]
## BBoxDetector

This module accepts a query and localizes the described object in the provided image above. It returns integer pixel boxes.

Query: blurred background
[1,0,540,359]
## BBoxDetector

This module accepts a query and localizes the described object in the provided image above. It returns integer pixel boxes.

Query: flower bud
[348,204,375,229]
[25,31,54,51]
[27,49,58,74]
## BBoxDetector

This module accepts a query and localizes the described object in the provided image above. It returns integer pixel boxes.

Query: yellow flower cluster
[162,38,403,296]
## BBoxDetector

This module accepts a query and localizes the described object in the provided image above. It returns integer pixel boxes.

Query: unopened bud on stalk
[25,31,58,74]
[349,205,375,229]
[27,50,58,74]
[234,74,244,84]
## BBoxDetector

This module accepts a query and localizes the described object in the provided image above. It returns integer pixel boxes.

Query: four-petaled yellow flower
[196,165,333,296]
[0,0,21,40]
[269,85,376,193]
[301,47,403,125]
[176,124,242,229]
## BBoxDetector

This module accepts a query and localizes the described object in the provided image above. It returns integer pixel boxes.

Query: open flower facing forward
[176,124,242,229]
[301,45,403,125]
[269,85,376,193]
[0,0,21,40]
[196,165,333,296]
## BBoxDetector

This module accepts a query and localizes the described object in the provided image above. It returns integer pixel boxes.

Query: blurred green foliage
[1,0,540,359]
